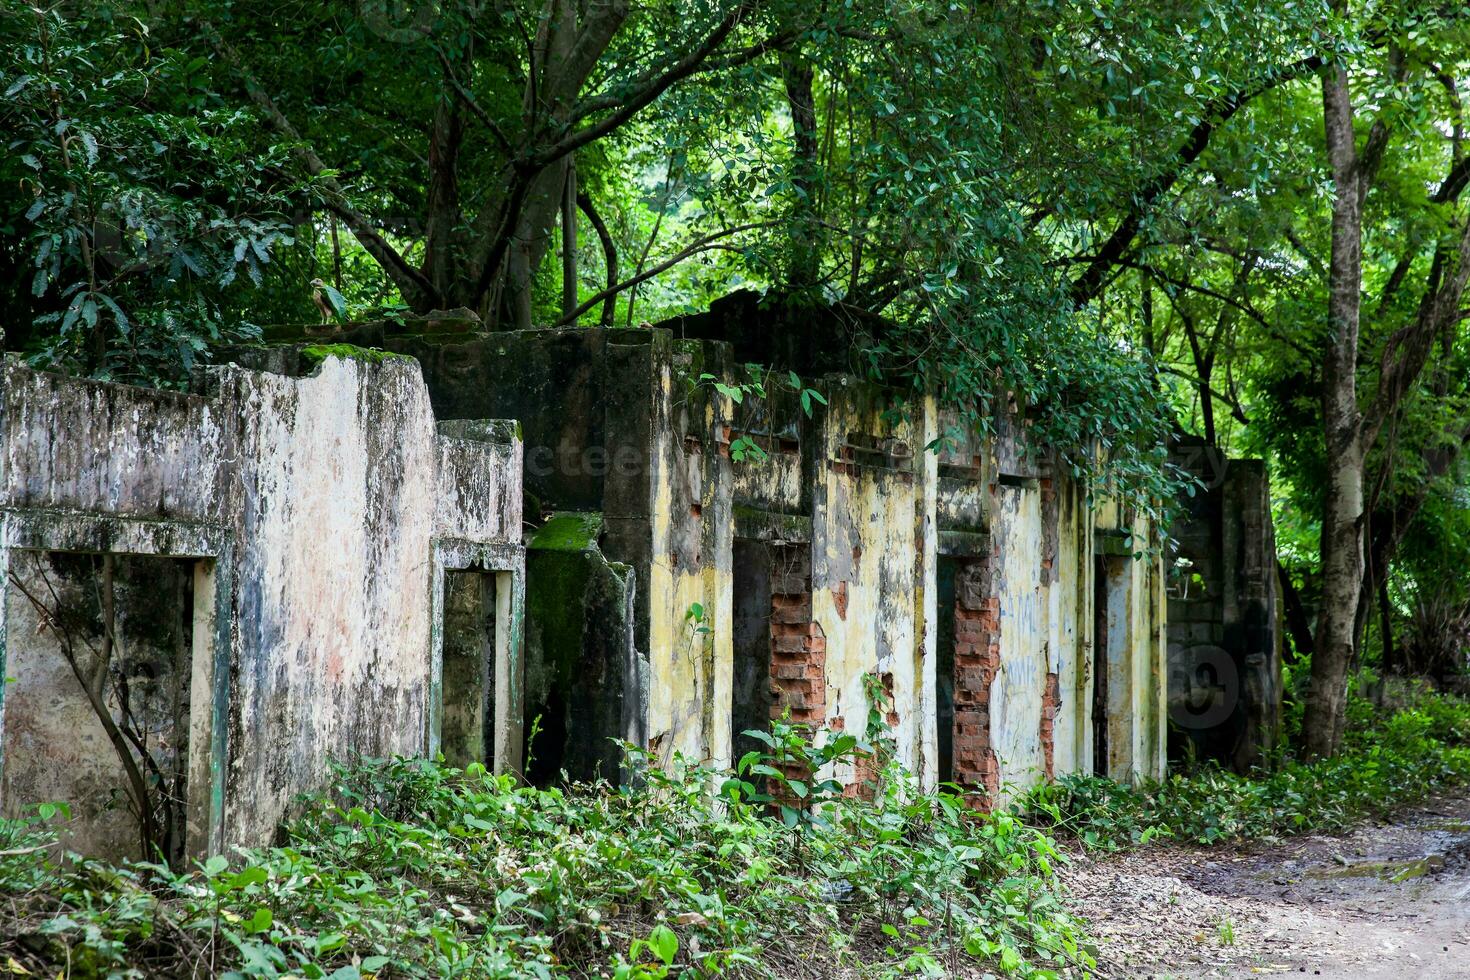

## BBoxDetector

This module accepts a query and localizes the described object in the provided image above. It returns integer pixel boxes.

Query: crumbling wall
[1094,499,1169,782]
[0,354,524,857]
[646,336,734,771]
[936,405,1166,798]
[1047,477,1095,778]
[1167,441,1281,770]
[219,356,440,845]
[523,512,636,783]
[387,329,734,777]
[810,383,933,784]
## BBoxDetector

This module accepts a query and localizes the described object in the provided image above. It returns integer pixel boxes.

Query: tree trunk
[782,52,820,292]
[423,86,464,307]
[1305,59,1366,760]
[1378,573,1396,675]
[561,158,578,319]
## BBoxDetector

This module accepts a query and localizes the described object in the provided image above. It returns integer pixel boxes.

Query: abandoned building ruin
[0,296,1280,861]
[1166,437,1282,772]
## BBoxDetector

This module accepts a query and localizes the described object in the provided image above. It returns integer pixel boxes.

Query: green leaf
[321,284,349,321]
[647,924,678,966]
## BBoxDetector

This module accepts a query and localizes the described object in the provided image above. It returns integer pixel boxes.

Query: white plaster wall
[990,484,1046,796]
[1049,478,1092,778]
[222,357,439,845]
[0,361,223,520]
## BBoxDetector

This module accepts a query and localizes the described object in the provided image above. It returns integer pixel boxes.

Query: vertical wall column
[951,556,999,800]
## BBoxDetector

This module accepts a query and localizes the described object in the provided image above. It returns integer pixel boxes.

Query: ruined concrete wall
[389,329,734,777]
[0,354,524,857]
[1047,476,1094,779]
[219,357,439,845]
[810,384,930,782]
[1094,501,1169,782]
[936,406,1166,798]
[728,378,935,789]
[646,336,734,771]
[295,322,1175,804]
[0,362,225,522]
[1167,441,1281,771]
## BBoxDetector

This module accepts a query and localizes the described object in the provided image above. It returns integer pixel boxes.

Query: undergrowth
[1024,684,1470,849]
[0,723,1091,979]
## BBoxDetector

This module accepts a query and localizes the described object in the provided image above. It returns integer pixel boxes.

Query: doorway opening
[2,550,210,866]
[935,556,959,784]
[440,570,504,769]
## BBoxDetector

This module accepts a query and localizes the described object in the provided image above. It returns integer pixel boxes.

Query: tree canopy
[4,0,1470,751]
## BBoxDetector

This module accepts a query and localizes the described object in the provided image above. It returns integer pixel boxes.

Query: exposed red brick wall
[768,545,824,727]
[1041,671,1060,779]
[951,556,1000,805]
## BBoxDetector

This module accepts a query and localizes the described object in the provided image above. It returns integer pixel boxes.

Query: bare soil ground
[1060,789,1470,979]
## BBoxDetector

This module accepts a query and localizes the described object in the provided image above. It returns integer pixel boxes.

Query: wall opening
[767,543,822,727]
[935,556,958,784]
[440,570,499,769]
[2,550,208,866]
[949,556,998,800]
[1092,553,1127,777]
[731,539,773,764]
[523,516,636,787]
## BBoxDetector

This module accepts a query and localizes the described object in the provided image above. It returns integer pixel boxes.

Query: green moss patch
[300,343,414,367]
[529,511,604,551]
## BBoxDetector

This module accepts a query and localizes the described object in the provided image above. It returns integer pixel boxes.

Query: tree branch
[1067,54,1325,307]
[531,3,754,168]
[203,23,436,305]
[552,220,777,326]
[576,190,619,326]
[433,46,515,156]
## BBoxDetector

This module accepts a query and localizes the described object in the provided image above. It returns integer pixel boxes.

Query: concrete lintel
[1,508,229,557]
[1094,529,1136,558]
[733,506,812,544]
[938,528,991,558]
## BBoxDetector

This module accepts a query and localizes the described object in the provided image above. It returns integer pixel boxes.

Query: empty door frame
[429,539,525,776]
[0,510,233,857]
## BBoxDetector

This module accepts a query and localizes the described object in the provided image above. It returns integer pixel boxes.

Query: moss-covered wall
[523,513,637,783]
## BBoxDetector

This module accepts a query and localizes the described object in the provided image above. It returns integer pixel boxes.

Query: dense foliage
[1025,683,1470,849]
[0,736,1089,979]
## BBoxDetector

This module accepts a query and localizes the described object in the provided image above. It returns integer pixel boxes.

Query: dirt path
[1060,790,1470,978]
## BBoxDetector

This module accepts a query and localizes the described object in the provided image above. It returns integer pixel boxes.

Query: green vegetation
[527,512,606,553]
[1025,685,1470,850]
[6,0,1469,744]
[299,344,413,368]
[0,731,1088,980]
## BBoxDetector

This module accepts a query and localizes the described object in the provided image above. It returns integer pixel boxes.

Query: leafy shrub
[0,731,1090,979]
[1026,688,1470,849]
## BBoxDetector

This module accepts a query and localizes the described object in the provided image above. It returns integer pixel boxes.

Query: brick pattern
[842,673,898,801]
[1040,671,1060,779]
[951,556,1000,804]
[768,544,824,727]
